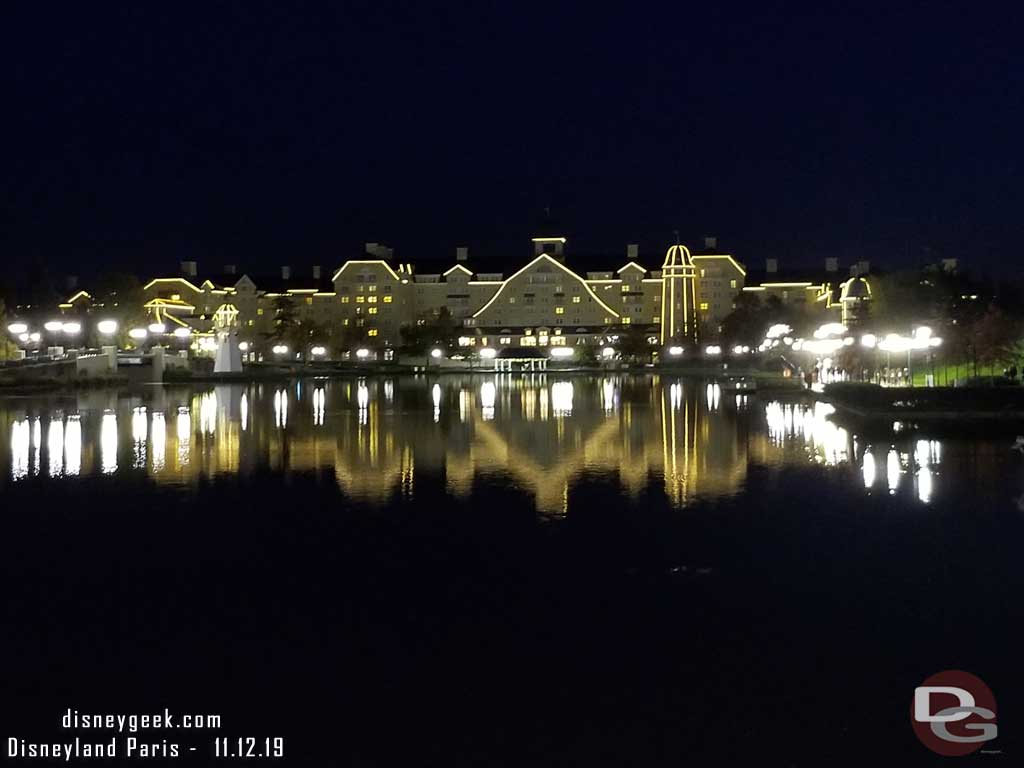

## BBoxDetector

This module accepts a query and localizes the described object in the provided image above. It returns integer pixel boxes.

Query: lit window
[306,297,313,305]
[368,296,377,303]
[653,316,660,323]
[171,294,181,301]
[572,296,581,303]
[368,329,378,337]
[555,307,564,314]
[621,285,629,292]
[356,296,365,303]
[383,296,393,303]
[622,317,631,325]
[730,280,737,289]
[500,337,510,345]
[341,296,350,303]
[520,336,537,346]
[700,302,709,310]
[257,308,264,316]
[509,297,515,304]
[343,318,349,326]
[369,307,378,314]
[247,320,254,326]
[369,285,377,293]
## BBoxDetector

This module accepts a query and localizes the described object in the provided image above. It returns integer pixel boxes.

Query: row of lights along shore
[7,319,942,361]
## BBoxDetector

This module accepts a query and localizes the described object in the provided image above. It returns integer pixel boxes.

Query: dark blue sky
[2,1,1022,282]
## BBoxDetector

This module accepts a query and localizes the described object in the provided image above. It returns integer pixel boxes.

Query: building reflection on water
[0,377,954,513]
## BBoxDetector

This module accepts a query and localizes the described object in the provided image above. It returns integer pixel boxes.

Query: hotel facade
[58,235,870,355]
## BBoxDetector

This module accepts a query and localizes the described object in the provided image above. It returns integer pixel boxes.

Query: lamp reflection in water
[11,419,30,480]
[132,407,147,468]
[480,380,496,421]
[313,387,326,426]
[274,389,289,429]
[151,411,166,473]
[32,418,40,475]
[65,415,81,477]
[432,383,441,423]
[914,439,941,504]
[602,378,617,413]
[101,412,118,474]
[862,449,876,489]
[551,381,573,416]
[670,382,683,410]
[177,407,191,467]
[764,401,849,466]
[48,417,64,476]
[356,381,369,426]
[240,393,248,432]
[200,392,217,436]
[887,448,900,494]
[706,383,720,411]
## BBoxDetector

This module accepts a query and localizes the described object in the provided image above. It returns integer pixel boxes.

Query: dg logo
[911,670,997,756]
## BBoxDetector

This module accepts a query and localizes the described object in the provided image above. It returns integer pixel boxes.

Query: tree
[617,326,656,362]
[82,273,148,347]
[971,304,1020,373]
[400,307,459,354]
[719,292,765,348]
[0,300,22,361]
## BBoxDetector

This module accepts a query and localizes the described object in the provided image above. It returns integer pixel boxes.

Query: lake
[1,374,1021,764]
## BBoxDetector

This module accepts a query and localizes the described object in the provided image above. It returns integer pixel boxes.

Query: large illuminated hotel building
[58,233,871,352]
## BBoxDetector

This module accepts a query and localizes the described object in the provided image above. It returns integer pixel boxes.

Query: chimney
[704,236,717,251]
[456,246,469,262]
[224,264,237,275]
[180,260,198,277]
[626,244,639,261]
[766,258,778,274]
[65,275,78,291]
[312,265,322,280]
[281,265,291,281]
[825,257,838,273]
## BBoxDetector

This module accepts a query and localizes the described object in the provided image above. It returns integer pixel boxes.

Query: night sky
[2,1,1022,286]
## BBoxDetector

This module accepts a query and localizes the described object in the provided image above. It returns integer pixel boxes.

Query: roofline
[691,254,747,277]
[331,259,402,282]
[471,254,621,320]
[144,277,204,293]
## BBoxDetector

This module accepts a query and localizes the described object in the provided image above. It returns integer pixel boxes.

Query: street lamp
[97,319,118,335]
[7,322,28,335]
[44,320,63,332]
[61,322,81,335]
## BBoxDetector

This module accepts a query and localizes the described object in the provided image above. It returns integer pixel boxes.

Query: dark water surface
[1,375,1021,765]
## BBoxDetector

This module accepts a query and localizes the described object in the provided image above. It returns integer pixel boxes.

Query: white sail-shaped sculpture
[213,304,244,373]
[214,332,243,373]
